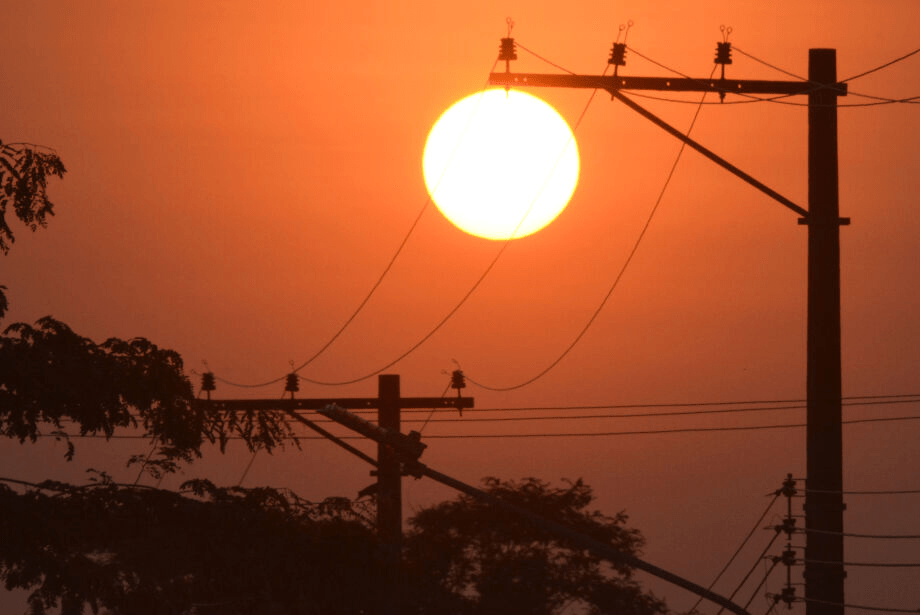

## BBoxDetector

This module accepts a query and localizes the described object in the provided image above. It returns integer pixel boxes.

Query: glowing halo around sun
[423,89,580,240]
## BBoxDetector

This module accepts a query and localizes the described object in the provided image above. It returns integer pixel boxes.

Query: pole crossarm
[193,397,474,412]
[486,71,838,218]
[487,72,847,97]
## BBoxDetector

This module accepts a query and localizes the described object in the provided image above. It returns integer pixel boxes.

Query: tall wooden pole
[804,48,845,615]
[377,374,402,614]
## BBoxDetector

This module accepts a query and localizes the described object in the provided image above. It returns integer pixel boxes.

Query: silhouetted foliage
[0,317,300,466]
[0,141,66,318]
[402,477,669,615]
[0,475,381,615]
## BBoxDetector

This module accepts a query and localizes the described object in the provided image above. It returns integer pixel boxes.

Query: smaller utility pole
[377,374,402,615]
[194,373,474,615]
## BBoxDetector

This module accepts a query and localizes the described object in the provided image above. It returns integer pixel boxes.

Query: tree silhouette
[402,477,670,615]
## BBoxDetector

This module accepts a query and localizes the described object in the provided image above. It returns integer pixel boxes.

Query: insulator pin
[715,41,732,65]
[609,42,627,66]
[499,37,517,62]
[285,372,300,394]
[201,372,216,392]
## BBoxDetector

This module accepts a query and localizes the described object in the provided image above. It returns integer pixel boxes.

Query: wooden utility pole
[489,45,846,615]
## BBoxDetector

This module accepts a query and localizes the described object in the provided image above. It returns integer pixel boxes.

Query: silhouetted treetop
[403,477,669,615]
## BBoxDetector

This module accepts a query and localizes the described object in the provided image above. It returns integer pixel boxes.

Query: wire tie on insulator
[284,370,299,398]
[200,371,216,400]
[450,369,466,416]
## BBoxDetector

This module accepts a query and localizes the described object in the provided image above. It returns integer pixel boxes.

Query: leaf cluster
[0,317,299,467]
[0,141,65,255]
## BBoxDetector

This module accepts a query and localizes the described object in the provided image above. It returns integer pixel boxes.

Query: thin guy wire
[212,58,500,389]
[468,54,718,392]
[689,494,781,614]
[742,559,780,612]
[715,531,782,615]
[419,378,453,434]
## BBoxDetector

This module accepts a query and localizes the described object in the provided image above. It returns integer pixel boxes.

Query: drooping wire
[735,45,920,105]
[211,57,501,390]
[274,47,609,387]
[843,46,920,82]
[688,493,781,614]
[467,55,719,392]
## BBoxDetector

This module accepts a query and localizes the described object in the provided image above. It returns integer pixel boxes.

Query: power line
[715,531,781,615]
[843,46,920,82]
[211,60,505,390]
[467,45,717,392]
[43,411,920,441]
[795,528,920,540]
[689,494,781,615]
[804,559,920,568]
[792,597,920,614]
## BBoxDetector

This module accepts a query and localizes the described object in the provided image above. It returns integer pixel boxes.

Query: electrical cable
[741,559,780,612]
[466,52,718,392]
[631,44,917,107]
[804,559,920,568]
[280,49,609,387]
[211,58,501,390]
[801,487,920,496]
[794,597,920,613]
[734,45,920,105]
[689,494,781,614]
[715,531,782,615]
[843,46,920,82]
[795,528,920,540]
[33,412,920,441]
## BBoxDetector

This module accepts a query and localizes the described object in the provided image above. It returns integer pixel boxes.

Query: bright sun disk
[423,89,580,240]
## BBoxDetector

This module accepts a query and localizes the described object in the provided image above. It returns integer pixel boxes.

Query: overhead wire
[211,57,501,390]
[688,493,781,615]
[466,49,718,392]
[288,44,610,387]
[714,530,782,615]
[41,412,920,441]
[793,597,920,614]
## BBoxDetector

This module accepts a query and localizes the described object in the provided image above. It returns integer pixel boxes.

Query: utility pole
[194,373,474,615]
[488,40,846,615]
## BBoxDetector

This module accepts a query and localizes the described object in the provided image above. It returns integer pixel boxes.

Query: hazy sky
[3,1,920,613]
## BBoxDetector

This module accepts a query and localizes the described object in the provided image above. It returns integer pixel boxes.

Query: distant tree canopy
[403,477,669,615]
[0,140,66,319]
[1,476,670,615]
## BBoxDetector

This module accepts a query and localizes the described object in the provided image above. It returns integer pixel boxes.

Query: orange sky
[3,1,920,613]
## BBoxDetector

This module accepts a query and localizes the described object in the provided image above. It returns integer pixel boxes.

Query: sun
[423,89,579,240]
